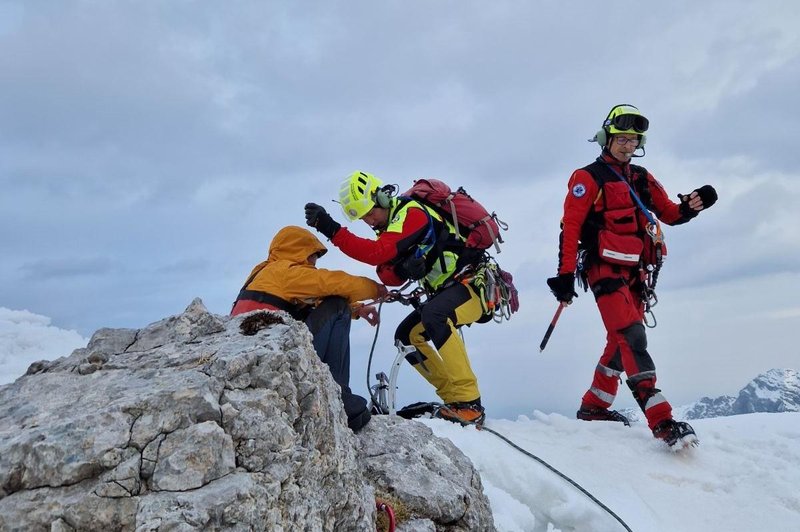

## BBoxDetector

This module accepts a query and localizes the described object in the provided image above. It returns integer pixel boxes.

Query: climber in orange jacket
[231,225,387,431]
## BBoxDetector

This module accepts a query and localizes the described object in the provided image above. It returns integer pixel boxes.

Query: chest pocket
[601,181,639,235]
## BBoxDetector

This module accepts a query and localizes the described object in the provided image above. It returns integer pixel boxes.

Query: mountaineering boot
[576,406,631,426]
[434,399,485,427]
[342,392,372,432]
[652,419,699,448]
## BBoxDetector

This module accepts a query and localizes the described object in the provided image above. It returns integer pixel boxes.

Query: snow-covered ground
[423,412,800,532]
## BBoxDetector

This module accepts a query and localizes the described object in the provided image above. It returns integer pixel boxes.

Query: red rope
[376,500,396,532]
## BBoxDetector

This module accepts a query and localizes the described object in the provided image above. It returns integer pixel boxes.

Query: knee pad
[620,322,647,352]
[404,348,427,366]
[394,321,413,346]
[419,307,451,348]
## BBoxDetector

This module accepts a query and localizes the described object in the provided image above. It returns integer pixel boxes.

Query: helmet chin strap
[631,146,646,158]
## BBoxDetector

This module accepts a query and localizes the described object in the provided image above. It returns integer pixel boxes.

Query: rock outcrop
[0,299,495,531]
[358,417,494,532]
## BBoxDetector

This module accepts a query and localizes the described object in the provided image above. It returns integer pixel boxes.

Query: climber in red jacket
[304,171,487,426]
[547,104,718,447]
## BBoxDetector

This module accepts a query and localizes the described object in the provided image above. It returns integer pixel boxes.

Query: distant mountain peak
[678,368,800,420]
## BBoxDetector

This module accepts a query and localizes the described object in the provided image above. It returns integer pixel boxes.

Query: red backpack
[401,178,507,253]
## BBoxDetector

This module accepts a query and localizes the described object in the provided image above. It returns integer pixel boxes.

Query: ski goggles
[606,113,649,133]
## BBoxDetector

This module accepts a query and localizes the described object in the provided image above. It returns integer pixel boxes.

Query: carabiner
[645,221,664,245]
[644,308,657,328]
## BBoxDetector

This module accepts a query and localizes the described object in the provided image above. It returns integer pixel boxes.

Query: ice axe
[539,302,568,352]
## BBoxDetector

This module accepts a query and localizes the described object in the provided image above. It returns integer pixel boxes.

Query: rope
[365,300,384,410]
[480,425,634,532]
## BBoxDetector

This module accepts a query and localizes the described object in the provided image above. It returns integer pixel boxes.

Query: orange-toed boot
[435,399,485,427]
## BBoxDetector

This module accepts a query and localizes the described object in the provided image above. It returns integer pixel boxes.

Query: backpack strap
[234,289,309,321]
[232,262,308,320]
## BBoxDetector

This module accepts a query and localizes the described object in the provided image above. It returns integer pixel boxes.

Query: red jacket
[332,201,432,286]
[557,153,692,276]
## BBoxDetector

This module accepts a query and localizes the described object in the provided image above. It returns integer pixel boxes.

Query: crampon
[653,419,699,450]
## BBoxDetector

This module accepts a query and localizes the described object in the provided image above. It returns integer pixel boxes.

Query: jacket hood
[267,226,328,264]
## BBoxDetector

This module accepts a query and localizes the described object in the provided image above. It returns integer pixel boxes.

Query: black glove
[547,273,578,303]
[396,255,428,280]
[678,184,718,216]
[695,184,718,209]
[304,203,341,240]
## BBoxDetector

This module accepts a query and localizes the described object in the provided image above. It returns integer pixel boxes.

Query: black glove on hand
[695,184,718,209]
[304,203,341,240]
[678,184,718,217]
[547,273,578,303]
[396,255,428,281]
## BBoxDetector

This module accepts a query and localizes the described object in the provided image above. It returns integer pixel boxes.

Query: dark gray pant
[305,297,370,431]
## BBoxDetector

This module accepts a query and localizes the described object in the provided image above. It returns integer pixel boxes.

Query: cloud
[1,0,798,417]
[19,257,117,280]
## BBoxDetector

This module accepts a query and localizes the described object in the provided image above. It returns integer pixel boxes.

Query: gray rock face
[732,368,800,415]
[678,394,737,420]
[0,299,374,531]
[0,298,495,531]
[358,416,495,532]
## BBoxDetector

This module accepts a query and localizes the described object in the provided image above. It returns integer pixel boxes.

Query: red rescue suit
[557,153,697,429]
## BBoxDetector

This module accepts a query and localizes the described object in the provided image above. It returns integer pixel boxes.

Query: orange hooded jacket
[232,226,380,316]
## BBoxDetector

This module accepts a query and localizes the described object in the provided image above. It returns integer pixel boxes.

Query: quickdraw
[641,220,664,328]
[455,258,518,322]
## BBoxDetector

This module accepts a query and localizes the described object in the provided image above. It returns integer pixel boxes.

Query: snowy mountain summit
[679,368,800,419]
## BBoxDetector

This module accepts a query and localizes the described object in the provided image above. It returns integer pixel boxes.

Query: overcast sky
[2,1,799,418]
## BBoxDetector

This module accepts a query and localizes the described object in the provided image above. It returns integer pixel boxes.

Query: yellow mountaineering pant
[394,282,485,404]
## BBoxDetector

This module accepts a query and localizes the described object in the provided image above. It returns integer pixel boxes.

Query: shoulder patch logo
[572,183,587,198]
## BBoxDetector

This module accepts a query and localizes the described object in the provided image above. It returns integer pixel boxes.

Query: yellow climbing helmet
[338,171,384,221]
[593,104,650,147]
[604,104,649,135]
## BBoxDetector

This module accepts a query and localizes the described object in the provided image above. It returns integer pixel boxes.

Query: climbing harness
[365,257,518,414]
